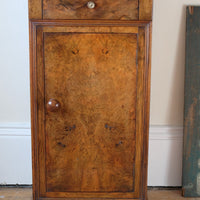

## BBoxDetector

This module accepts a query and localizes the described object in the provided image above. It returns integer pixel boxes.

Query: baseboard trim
[148,186,182,191]
[0,123,31,136]
[149,125,183,140]
[0,184,32,188]
[0,185,182,190]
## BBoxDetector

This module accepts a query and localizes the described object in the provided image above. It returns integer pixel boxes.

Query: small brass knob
[87,1,95,9]
[46,99,60,112]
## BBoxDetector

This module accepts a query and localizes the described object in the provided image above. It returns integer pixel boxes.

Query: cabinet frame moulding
[30,20,152,200]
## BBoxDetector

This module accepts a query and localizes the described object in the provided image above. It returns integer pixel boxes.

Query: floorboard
[0,188,200,199]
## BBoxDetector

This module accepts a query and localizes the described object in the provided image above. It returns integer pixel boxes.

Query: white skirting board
[0,123,183,186]
[0,123,32,185]
[148,126,183,186]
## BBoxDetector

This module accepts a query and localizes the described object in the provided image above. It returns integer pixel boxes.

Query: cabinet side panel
[29,0,42,19]
[139,0,153,20]
[141,23,151,200]
[30,22,39,200]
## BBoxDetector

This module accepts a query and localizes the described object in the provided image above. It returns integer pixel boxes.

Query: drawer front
[43,0,139,20]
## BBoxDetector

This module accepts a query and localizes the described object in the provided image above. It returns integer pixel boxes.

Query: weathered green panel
[183,6,200,197]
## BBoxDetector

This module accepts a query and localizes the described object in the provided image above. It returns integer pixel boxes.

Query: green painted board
[183,6,200,197]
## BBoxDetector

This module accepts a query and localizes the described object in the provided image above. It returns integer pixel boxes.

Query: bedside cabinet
[29,1,152,199]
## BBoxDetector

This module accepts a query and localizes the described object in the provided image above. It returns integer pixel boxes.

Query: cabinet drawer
[43,0,139,20]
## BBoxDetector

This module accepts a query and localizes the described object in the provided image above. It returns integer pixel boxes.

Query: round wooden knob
[46,99,60,112]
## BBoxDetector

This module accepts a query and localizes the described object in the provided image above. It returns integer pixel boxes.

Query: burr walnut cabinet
[29,0,152,200]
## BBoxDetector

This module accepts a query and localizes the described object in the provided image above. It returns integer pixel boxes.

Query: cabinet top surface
[29,0,153,21]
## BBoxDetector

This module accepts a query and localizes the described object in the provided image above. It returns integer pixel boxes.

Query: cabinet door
[30,21,151,200]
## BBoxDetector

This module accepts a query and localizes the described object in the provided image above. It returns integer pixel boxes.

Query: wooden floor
[0,188,200,200]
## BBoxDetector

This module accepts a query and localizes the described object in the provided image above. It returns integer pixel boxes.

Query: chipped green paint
[183,6,200,197]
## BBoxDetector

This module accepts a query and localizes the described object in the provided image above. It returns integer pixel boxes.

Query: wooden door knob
[46,99,60,112]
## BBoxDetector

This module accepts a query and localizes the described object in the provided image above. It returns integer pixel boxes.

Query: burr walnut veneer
[29,1,152,200]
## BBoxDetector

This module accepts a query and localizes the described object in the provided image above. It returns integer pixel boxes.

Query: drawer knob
[46,99,60,112]
[87,1,95,9]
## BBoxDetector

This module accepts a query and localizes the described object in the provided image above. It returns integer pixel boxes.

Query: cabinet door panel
[30,21,151,199]
[45,33,137,192]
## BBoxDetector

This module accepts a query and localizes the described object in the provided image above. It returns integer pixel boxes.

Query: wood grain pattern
[29,0,153,21]
[29,0,153,199]
[30,20,151,200]
[43,0,139,20]
[35,27,47,197]
[142,23,152,200]
[135,26,145,198]
[43,26,139,34]
[139,0,153,20]
[28,0,42,19]
[30,19,37,200]
[44,32,137,192]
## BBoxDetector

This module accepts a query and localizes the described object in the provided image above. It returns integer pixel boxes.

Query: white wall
[1,0,200,186]
[151,0,200,125]
[0,0,30,123]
